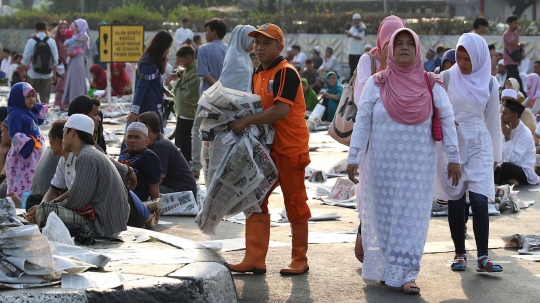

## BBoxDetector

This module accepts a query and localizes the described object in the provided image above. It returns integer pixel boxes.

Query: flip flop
[402,280,420,295]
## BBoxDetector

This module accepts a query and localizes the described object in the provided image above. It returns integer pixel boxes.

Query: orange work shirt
[253,57,309,157]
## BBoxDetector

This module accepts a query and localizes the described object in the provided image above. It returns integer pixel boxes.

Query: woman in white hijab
[219,25,256,93]
[435,33,503,273]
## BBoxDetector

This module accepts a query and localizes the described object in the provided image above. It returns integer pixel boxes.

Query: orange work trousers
[260,151,312,224]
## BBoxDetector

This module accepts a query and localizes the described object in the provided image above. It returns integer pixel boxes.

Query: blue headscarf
[324,72,343,98]
[7,82,39,123]
[440,49,456,71]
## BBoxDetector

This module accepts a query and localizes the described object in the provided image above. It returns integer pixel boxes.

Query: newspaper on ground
[195,81,278,234]
[50,241,110,269]
[61,271,124,289]
[41,212,75,246]
[161,191,199,216]
[307,104,325,132]
[0,197,22,227]
[325,178,356,201]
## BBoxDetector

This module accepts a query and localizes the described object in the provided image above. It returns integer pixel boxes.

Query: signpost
[99,25,144,104]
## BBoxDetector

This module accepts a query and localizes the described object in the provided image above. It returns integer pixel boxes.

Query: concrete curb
[0,229,238,303]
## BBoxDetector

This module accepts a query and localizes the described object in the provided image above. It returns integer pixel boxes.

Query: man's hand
[230,118,248,135]
[447,163,461,187]
[125,167,137,190]
[346,164,359,184]
[25,205,39,224]
[494,162,498,171]
[127,113,138,124]
[502,122,512,141]
[52,74,57,83]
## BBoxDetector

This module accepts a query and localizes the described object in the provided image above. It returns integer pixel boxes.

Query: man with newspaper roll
[230,23,311,275]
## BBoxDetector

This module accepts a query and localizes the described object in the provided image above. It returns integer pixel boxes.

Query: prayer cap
[498,59,504,65]
[352,13,361,20]
[126,122,148,137]
[313,46,321,54]
[65,114,94,136]
[427,49,435,55]
[501,89,518,100]
[504,99,525,116]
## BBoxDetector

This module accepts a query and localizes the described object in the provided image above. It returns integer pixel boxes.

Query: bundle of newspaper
[0,201,110,289]
[195,81,278,235]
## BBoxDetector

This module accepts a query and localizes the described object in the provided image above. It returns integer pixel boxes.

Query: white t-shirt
[503,121,539,184]
[292,52,307,69]
[7,63,18,86]
[347,24,366,55]
[0,57,11,73]
[50,153,77,191]
[174,27,194,47]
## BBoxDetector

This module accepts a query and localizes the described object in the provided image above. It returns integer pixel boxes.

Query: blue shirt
[197,40,227,96]
[22,32,59,79]
[118,148,162,202]
[132,54,164,131]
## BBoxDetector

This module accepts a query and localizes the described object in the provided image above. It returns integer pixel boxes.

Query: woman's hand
[447,163,461,187]
[321,92,329,99]
[346,164,359,184]
[126,113,138,124]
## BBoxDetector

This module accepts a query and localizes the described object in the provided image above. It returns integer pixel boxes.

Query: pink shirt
[503,29,518,66]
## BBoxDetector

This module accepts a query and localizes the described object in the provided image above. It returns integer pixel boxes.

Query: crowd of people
[1,12,540,296]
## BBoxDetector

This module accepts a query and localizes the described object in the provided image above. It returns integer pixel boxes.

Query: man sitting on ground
[118,122,162,202]
[138,112,197,196]
[27,95,136,205]
[497,97,539,186]
[26,114,130,238]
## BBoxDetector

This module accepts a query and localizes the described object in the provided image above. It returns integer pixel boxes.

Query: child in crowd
[7,53,22,87]
[111,63,131,96]
[172,45,199,163]
[10,65,26,87]
[118,122,162,222]
[64,28,84,63]
[6,82,47,198]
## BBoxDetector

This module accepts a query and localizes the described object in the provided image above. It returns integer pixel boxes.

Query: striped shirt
[60,144,129,238]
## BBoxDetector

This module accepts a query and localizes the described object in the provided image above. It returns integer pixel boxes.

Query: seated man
[138,112,197,196]
[496,97,539,186]
[28,114,130,238]
[300,59,321,94]
[118,122,162,202]
[28,95,136,203]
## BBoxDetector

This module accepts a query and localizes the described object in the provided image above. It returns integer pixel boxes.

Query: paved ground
[153,130,540,303]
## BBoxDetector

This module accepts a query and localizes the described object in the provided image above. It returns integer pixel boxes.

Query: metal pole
[384,0,387,13]
[80,0,84,14]
[106,62,112,104]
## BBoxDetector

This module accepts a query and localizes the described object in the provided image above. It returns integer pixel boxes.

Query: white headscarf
[219,25,257,93]
[448,33,493,105]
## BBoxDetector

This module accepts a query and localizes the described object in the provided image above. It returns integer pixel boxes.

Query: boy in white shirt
[498,93,539,186]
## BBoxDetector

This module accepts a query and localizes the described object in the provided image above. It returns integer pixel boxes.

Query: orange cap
[248,23,284,46]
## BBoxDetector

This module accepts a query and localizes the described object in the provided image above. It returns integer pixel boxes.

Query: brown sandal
[402,280,420,295]
[354,231,364,263]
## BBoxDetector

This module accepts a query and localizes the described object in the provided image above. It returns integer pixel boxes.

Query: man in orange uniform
[230,24,311,275]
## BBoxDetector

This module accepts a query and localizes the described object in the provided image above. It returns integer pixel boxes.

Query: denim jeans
[129,191,151,221]
[448,191,489,257]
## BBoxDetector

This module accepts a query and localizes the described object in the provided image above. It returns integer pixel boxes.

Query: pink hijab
[373,28,443,125]
[370,15,406,62]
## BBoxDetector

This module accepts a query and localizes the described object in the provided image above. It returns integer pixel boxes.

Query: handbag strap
[423,72,435,108]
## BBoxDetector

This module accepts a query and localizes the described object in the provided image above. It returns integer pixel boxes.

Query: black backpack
[32,36,54,74]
